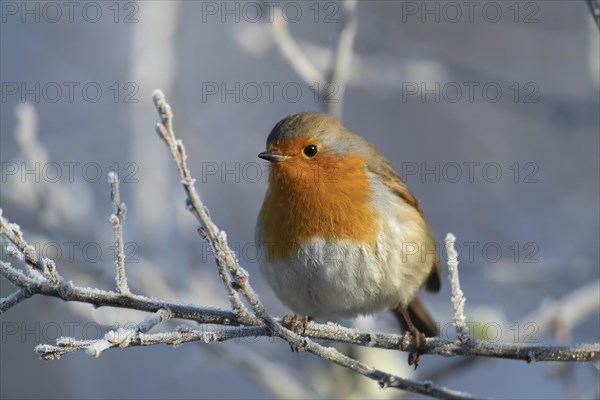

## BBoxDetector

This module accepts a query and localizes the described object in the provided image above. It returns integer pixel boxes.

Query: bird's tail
[393,297,439,337]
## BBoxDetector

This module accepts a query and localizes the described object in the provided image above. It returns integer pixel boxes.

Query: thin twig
[199,228,260,326]
[0,212,60,284]
[446,233,470,343]
[108,171,131,295]
[86,308,172,357]
[0,288,34,314]
[36,324,269,361]
[0,260,41,288]
[0,212,46,276]
[153,90,257,326]
[0,256,238,325]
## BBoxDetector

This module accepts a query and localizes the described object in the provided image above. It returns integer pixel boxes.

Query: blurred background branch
[265,0,357,119]
[587,0,600,30]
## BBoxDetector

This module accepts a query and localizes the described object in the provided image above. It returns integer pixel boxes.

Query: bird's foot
[282,314,310,334]
[282,314,311,352]
[402,327,426,369]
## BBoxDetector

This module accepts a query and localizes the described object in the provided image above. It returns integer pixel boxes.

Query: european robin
[256,112,440,360]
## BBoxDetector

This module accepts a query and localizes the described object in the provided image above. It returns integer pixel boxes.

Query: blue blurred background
[1,1,599,398]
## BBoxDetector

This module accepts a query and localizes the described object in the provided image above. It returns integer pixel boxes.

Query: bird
[255,112,440,364]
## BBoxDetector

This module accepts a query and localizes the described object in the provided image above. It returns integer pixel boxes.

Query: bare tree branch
[35,324,269,361]
[0,260,40,289]
[0,255,238,325]
[0,212,62,287]
[35,312,600,362]
[446,233,470,343]
[86,308,172,357]
[108,171,131,295]
[4,220,591,365]
[0,288,34,314]
[152,91,257,327]
[1,212,52,280]
[587,0,600,30]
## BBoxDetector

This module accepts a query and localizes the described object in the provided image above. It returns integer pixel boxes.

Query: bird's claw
[402,328,426,369]
[282,314,310,352]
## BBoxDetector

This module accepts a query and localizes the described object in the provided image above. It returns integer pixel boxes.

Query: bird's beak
[258,150,289,162]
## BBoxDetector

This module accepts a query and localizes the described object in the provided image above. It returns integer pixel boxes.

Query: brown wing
[366,153,423,214]
[365,149,441,293]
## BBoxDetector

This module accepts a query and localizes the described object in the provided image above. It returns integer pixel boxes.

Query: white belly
[256,186,433,319]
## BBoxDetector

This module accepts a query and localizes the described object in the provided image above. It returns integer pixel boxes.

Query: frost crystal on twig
[108,171,130,295]
[445,233,469,343]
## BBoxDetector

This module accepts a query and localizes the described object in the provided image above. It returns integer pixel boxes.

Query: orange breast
[259,151,379,262]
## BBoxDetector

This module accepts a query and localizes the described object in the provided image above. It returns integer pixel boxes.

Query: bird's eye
[303,144,318,157]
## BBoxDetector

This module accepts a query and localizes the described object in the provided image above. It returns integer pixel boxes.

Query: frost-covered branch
[446,233,470,343]
[108,171,130,295]
[34,323,265,361]
[86,308,172,357]
[153,91,257,326]
[35,309,174,360]
[0,287,34,314]
[0,211,61,285]
[35,313,599,362]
